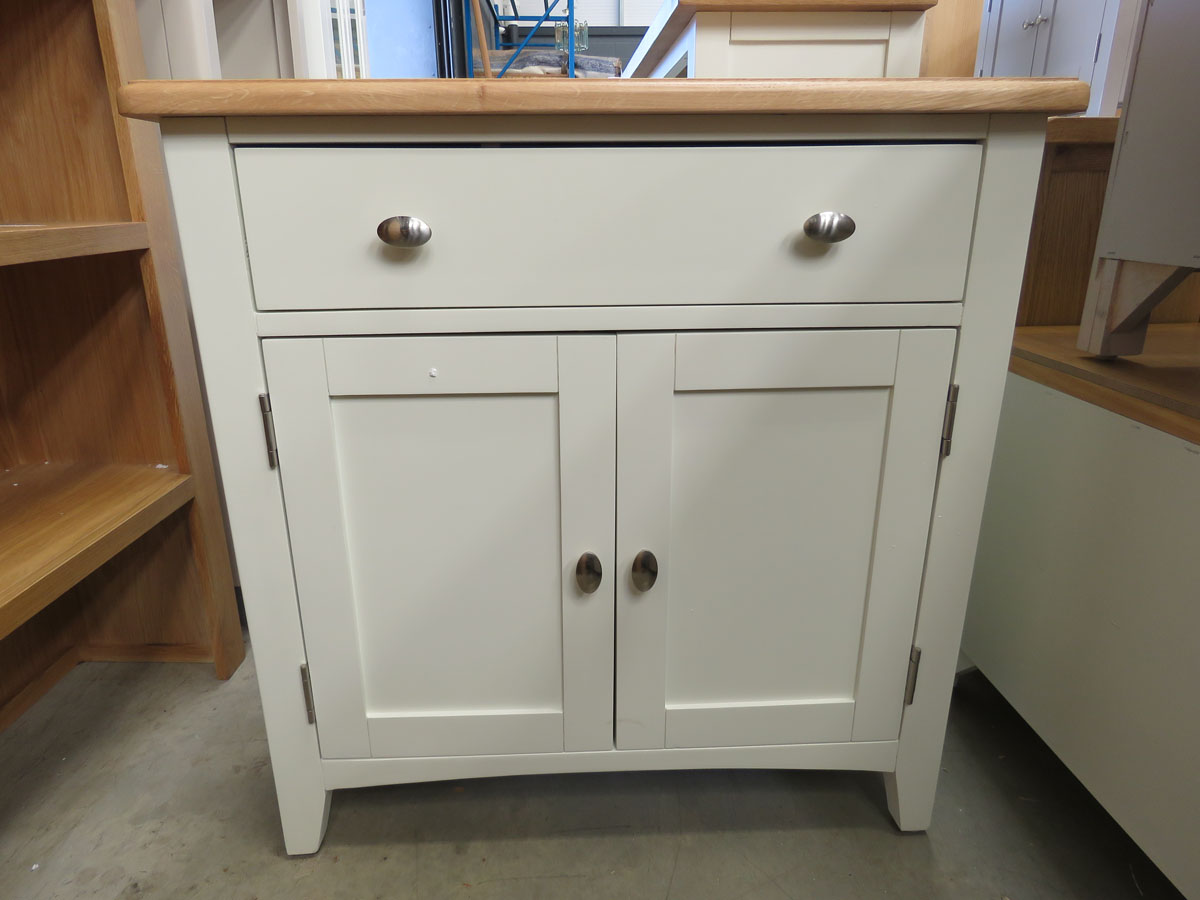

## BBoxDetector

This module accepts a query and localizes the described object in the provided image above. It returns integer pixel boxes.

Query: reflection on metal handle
[575,552,603,594]
[802,211,856,244]
[631,550,659,592]
[1022,14,1048,29]
[377,215,432,247]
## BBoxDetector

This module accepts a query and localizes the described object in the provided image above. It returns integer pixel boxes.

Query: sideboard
[120,77,1088,854]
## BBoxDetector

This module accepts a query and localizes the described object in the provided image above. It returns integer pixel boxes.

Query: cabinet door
[616,329,955,750]
[263,335,616,759]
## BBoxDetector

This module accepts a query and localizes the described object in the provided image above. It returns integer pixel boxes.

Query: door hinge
[299,663,316,724]
[904,646,922,706]
[940,384,960,458]
[258,393,279,468]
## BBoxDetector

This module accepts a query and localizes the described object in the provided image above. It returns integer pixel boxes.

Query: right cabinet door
[615,329,956,750]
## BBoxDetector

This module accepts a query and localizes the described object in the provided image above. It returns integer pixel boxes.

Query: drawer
[235,144,981,311]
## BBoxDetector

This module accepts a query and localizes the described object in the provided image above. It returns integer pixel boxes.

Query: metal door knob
[1022,14,1048,29]
[575,552,603,594]
[631,550,659,592]
[802,212,856,244]
[377,215,432,247]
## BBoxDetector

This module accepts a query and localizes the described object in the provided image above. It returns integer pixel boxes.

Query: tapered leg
[279,783,332,855]
[884,764,936,832]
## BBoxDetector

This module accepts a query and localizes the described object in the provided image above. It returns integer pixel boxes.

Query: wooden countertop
[118,78,1089,120]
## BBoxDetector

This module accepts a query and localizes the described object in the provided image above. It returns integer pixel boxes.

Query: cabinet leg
[883,757,937,832]
[278,784,332,855]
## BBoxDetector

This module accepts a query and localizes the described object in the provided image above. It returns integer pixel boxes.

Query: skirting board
[322,740,899,790]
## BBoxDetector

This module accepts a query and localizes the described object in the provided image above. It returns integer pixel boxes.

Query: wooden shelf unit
[0,222,149,266]
[0,0,243,728]
[0,464,194,641]
[1010,116,1200,444]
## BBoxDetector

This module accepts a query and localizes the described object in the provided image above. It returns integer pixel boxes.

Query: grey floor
[0,641,1185,900]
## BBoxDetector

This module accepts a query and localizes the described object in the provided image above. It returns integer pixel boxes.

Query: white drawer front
[236,144,981,311]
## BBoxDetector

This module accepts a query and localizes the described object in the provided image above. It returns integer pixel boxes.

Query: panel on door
[263,335,616,759]
[616,329,956,750]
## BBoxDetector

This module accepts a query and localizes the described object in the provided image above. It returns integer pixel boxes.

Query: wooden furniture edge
[0,648,82,732]
[1045,115,1119,144]
[118,78,1089,119]
[0,222,149,267]
[0,468,196,643]
[95,0,245,678]
[1008,355,1200,445]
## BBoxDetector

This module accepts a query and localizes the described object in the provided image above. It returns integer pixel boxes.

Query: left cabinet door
[262,335,616,759]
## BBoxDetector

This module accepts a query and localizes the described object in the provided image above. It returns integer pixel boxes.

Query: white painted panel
[367,711,563,759]
[664,387,889,721]
[323,335,558,396]
[727,41,888,78]
[965,374,1200,900]
[1097,0,1200,268]
[851,328,956,741]
[323,740,900,790]
[884,11,925,77]
[333,394,564,720]
[236,144,982,310]
[614,333,675,750]
[620,327,952,752]
[558,336,617,751]
[675,330,898,391]
[256,303,965,337]
[730,12,891,41]
[1035,0,1106,81]
[666,700,855,749]
[262,338,372,759]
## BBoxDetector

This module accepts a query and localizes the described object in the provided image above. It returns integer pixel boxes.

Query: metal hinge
[258,393,279,468]
[904,646,922,706]
[299,663,316,724]
[940,384,960,458]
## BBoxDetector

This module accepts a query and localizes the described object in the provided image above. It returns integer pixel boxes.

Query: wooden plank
[0,0,129,222]
[77,642,213,662]
[0,463,194,641]
[0,223,148,267]
[1013,324,1200,422]
[94,0,244,679]
[919,0,982,76]
[0,648,80,732]
[1045,115,1119,144]
[117,78,1090,119]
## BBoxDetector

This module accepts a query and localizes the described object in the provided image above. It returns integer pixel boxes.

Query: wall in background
[368,0,438,77]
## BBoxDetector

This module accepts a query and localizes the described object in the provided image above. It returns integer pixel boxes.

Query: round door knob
[575,552,603,594]
[631,550,659,593]
[802,211,856,244]
[377,215,432,247]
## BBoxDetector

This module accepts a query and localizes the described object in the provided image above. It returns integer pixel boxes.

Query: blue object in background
[367,0,438,77]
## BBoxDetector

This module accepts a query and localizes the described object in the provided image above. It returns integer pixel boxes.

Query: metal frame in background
[464,0,577,77]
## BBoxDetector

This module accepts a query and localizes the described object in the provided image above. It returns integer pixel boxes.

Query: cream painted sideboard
[625,0,936,79]
[120,78,1087,855]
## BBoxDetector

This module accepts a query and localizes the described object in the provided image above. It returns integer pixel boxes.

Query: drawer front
[236,144,981,311]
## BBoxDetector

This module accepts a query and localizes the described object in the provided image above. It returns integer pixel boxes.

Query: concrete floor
[0,643,1185,900]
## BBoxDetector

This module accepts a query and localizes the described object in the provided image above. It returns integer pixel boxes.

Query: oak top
[119,78,1089,119]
